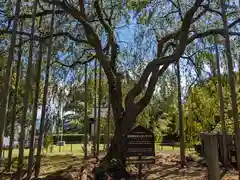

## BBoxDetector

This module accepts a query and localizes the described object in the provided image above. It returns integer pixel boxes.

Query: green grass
[2,154,84,177]
[1,144,96,176]
[2,144,107,158]
[156,144,179,151]
[1,143,188,159]
[2,143,193,160]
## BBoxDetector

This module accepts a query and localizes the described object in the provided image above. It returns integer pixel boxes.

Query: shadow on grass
[38,154,84,174]
[2,154,84,177]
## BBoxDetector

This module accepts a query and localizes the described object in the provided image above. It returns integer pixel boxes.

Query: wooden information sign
[123,125,155,179]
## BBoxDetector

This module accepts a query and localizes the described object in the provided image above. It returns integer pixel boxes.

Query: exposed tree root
[80,166,87,180]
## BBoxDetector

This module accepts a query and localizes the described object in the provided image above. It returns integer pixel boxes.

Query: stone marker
[201,133,220,180]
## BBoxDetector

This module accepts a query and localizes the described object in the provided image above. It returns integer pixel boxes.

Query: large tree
[48,0,239,156]
[2,0,240,171]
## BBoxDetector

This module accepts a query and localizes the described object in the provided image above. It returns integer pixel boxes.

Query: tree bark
[26,25,43,179]
[107,93,111,150]
[35,5,55,178]
[0,0,21,160]
[93,60,97,155]
[96,65,102,155]
[214,35,228,168]
[100,101,138,163]
[221,0,240,173]
[7,20,23,171]
[84,62,88,159]
[16,0,38,179]
[176,60,185,167]
[201,133,220,180]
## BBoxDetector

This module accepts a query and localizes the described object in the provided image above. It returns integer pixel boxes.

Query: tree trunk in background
[27,22,43,179]
[107,94,111,150]
[16,1,38,179]
[35,6,55,178]
[0,0,21,160]
[221,0,240,173]
[214,35,228,167]
[238,55,240,82]
[93,60,97,155]
[176,60,185,167]
[7,20,23,171]
[84,63,88,159]
[96,65,102,155]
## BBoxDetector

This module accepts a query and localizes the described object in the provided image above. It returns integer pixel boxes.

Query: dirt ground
[140,153,238,180]
[63,152,239,180]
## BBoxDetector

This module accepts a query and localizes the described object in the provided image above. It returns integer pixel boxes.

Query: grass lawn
[2,144,105,158]
[2,144,83,158]
[1,144,88,176]
[2,143,182,158]
[1,143,189,161]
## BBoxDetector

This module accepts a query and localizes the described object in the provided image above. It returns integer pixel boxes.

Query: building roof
[89,107,109,119]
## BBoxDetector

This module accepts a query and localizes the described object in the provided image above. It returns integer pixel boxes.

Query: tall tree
[16,0,38,178]
[0,0,21,159]
[221,0,240,173]
[84,62,88,159]
[27,18,44,179]
[107,92,111,150]
[96,65,102,155]
[7,20,23,171]
[93,60,97,155]
[214,35,228,167]
[35,5,55,177]
[176,60,185,167]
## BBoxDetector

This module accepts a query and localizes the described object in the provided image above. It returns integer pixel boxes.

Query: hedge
[51,134,114,144]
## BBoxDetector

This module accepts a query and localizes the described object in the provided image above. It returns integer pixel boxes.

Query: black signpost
[124,125,155,179]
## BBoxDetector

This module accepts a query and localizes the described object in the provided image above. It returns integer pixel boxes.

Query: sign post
[138,156,142,179]
[124,125,155,179]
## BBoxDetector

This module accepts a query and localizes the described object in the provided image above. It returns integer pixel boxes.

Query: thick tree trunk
[101,136,122,163]
[100,106,137,162]
[96,110,137,179]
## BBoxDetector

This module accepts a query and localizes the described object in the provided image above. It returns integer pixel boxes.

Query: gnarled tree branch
[125,0,204,109]
[0,30,91,44]
[46,0,114,80]
[136,64,169,114]
[8,10,65,20]
[94,0,118,73]
[54,56,95,68]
